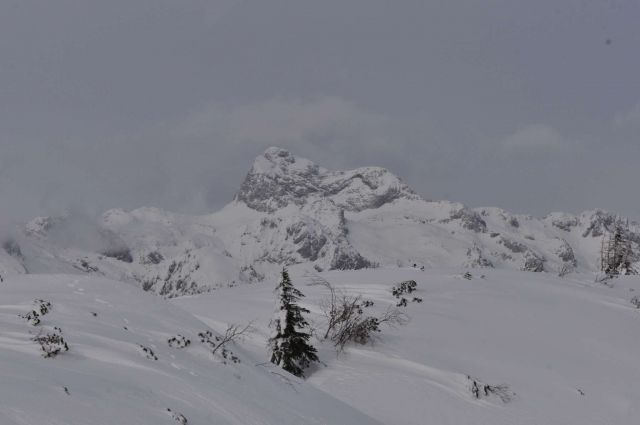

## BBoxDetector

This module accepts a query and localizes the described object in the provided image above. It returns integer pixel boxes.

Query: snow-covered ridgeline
[1,147,638,296]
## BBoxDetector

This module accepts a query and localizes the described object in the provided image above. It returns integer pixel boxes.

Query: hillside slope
[174,267,640,425]
[0,274,381,425]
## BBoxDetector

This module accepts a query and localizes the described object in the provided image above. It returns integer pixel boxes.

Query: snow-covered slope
[0,274,381,425]
[2,147,638,296]
[173,267,640,425]
[2,147,640,425]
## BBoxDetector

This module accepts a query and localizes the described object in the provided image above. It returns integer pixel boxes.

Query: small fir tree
[601,218,637,277]
[268,268,318,377]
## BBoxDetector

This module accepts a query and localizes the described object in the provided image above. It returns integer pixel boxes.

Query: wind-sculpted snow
[173,268,640,425]
[2,148,639,296]
[0,274,381,425]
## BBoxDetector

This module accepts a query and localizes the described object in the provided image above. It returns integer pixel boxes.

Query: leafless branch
[210,321,254,356]
[311,275,409,353]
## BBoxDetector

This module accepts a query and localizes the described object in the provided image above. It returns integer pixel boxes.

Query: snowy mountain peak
[252,147,321,178]
[235,147,419,213]
[2,148,639,298]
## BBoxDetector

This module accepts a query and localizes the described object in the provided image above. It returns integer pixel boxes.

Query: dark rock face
[522,252,545,272]
[236,149,320,212]
[330,246,373,271]
[102,248,133,263]
[579,213,640,260]
[500,237,527,254]
[445,209,487,233]
[287,221,328,261]
[2,239,23,259]
[582,211,617,238]
[552,217,580,232]
[235,147,417,213]
[555,239,577,266]
[465,245,494,268]
[143,251,164,265]
[140,251,205,297]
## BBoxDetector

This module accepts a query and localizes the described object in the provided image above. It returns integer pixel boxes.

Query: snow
[0,274,381,425]
[2,149,640,424]
[174,267,640,425]
[251,147,322,178]
[3,149,638,298]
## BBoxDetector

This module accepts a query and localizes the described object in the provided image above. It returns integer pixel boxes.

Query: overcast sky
[1,0,639,221]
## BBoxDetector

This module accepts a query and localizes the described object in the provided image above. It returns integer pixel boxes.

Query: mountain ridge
[1,147,638,296]
[235,147,419,213]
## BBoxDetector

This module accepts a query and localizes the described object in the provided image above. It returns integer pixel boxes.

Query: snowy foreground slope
[0,274,381,425]
[174,267,640,425]
[2,147,639,297]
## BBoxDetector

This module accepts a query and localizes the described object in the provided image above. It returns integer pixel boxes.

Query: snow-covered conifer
[268,268,318,377]
[601,218,637,277]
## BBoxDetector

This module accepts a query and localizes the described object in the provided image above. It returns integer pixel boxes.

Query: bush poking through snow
[391,280,418,298]
[198,330,214,343]
[391,280,422,307]
[166,409,188,425]
[558,263,574,278]
[19,299,53,326]
[34,329,69,358]
[20,310,42,326]
[311,275,409,352]
[631,296,640,309]
[198,323,251,364]
[467,376,514,403]
[167,335,191,349]
[35,299,52,315]
[139,345,158,360]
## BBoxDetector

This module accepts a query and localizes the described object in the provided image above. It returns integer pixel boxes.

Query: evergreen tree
[601,218,637,277]
[268,268,318,377]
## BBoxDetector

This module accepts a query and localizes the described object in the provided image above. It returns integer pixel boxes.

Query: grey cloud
[613,101,640,132]
[173,97,394,166]
[500,125,574,157]
[1,0,639,222]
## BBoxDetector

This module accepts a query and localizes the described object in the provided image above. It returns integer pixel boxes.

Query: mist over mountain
[2,147,637,297]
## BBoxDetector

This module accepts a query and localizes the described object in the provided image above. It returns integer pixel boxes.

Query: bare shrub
[167,335,191,349]
[198,322,253,364]
[34,328,69,358]
[139,345,158,360]
[35,299,52,315]
[467,376,514,403]
[167,408,188,424]
[19,310,42,326]
[558,263,574,277]
[391,280,418,297]
[309,275,408,352]
[19,299,53,326]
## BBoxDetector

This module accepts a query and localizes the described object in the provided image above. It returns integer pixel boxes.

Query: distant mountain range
[2,147,638,296]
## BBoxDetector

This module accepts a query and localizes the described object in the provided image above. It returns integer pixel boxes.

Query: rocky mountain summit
[236,147,419,212]
[2,147,638,296]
